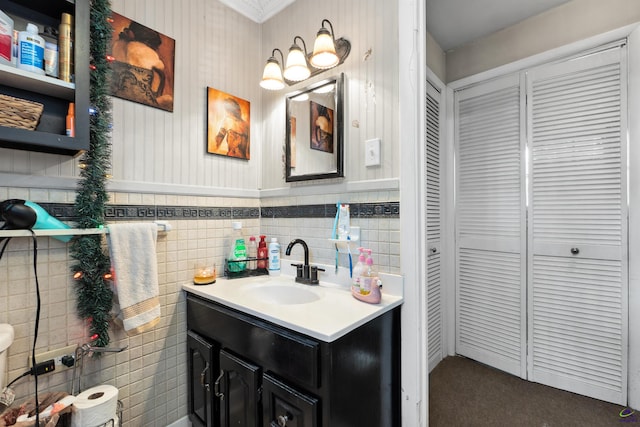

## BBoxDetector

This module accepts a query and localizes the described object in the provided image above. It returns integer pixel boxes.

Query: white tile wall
[0,191,260,426]
[0,188,395,425]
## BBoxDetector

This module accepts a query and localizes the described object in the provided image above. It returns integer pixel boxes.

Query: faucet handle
[291,263,304,278]
[310,265,324,282]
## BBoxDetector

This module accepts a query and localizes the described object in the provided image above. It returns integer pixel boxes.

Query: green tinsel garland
[70,0,113,348]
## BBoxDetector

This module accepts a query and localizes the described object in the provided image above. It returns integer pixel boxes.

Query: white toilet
[0,324,14,389]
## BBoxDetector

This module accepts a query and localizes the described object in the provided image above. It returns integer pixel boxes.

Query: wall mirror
[285,73,344,182]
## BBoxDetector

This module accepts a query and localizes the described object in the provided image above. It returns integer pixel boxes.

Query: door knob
[570,247,580,255]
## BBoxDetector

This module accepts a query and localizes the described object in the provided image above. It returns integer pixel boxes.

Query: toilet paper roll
[72,384,119,427]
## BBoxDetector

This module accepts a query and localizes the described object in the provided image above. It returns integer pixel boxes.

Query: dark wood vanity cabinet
[186,293,400,427]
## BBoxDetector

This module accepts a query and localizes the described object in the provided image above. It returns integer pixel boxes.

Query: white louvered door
[427,81,443,372]
[527,46,628,405]
[454,74,527,378]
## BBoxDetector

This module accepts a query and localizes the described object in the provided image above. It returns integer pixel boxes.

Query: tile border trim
[37,202,400,222]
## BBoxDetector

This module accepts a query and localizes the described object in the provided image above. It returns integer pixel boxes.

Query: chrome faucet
[285,238,323,285]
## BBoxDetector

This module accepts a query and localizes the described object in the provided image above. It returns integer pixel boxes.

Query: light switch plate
[365,138,381,166]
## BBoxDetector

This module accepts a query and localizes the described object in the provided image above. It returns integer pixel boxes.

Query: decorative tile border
[38,202,399,222]
[260,202,400,219]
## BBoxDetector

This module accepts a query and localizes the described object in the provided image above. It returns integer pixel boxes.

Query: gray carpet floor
[429,356,633,427]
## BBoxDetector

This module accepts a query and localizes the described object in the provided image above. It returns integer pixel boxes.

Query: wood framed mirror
[285,73,344,182]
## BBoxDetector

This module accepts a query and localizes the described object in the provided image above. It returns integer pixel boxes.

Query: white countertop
[182,267,403,342]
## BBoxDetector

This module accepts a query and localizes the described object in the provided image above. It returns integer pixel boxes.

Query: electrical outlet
[32,344,77,369]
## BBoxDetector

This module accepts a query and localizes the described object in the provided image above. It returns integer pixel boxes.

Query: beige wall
[427,31,446,82]
[446,0,640,82]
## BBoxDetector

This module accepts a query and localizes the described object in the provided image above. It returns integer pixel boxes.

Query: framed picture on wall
[207,87,251,160]
[109,12,175,112]
[310,100,334,153]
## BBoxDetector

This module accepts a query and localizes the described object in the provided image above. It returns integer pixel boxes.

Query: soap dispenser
[351,247,366,292]
[352,249,382,304]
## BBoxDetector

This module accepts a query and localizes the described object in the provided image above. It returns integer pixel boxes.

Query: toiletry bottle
[66,102,75,137]
[228,221,247,272]
[268,237,281,276]
[248,236,257,270]
[257,235,268,269]
[17,23,45,75]
[58,13,72,82]
[0,10,14,66]
[41,26,58,77]
[351,247,366,291]
[360,252,377,295]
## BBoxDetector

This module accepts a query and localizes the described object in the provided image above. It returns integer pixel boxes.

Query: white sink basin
[242,281,323,305]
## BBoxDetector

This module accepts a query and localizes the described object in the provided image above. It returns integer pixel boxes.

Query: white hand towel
[107,223,160,335]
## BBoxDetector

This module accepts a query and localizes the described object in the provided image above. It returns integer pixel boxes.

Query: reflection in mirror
[286,73,344,182]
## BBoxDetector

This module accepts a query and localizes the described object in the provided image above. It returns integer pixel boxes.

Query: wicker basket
[0,94,44,130]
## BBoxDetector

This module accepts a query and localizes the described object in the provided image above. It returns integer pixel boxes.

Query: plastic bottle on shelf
[66,102,75,137]
[248,236,257,270]
[351,247,366,291]
[0,10,14,66]
[17,23,45,75]
[268,237,281,276]
[40,26,58,78]
[257,235,268,269]
[227,221,247,272]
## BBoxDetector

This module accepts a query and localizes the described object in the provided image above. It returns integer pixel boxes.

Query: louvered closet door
[427,80,443,372]
[528,46,628,405]
[455,74,527,378]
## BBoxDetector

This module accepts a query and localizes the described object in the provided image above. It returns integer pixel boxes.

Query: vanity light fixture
[259,48,285,90]
[283,36,311,82]
[310,19,339,69]
[260,18,350,90]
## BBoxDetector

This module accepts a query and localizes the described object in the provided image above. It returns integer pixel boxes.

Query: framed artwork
[310,100,334,153]
[109,12,175,112]
[207,87,251,160]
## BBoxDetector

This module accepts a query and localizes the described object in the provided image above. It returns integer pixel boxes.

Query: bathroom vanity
[184,275,402,427]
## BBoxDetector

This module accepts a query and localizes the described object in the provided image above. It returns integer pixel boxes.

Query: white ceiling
[427,0,571,51]
[218,0,296,23]
[221,0,572,52]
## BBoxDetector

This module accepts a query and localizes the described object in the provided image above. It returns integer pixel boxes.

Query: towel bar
[0,221,172,239]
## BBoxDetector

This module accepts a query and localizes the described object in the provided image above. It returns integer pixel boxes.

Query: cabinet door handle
[214,369,225,400]
[430,247,437,254]
[277,413,292,427]
[571,247,580,255]
[200,362,210,392]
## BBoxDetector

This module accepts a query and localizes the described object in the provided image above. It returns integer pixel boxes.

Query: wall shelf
[0,222,172,239]
[0,63,75,100]
[0,0,90,156]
